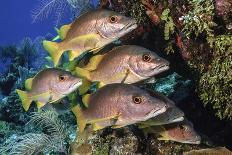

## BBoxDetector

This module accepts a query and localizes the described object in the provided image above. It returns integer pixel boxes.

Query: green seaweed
[161,8,175,41]
[197,35,232,120]
[182,0,216,39]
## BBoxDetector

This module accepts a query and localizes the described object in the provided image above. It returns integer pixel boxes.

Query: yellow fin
[69,33,99,49]
[92,123,104,131]
[72,105,87,134]
[36,101,46,109]
[89,115,119,124]
[16,89,32,111]
[78,79,92,95]
[138,123,150,129]
[68,50,82,61]
[97,82,105,88]
[43,40,63,66]
[82,94,91,107]
[25,78,33,90]
[75,67,91,80]
[83,54,105,71]
[58,24,71,40]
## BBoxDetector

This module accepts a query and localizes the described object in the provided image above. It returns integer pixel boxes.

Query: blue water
[0,0,98,46]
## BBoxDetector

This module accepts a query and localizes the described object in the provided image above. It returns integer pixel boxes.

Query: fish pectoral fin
[43,40,63,66]
[72,105,87,134]
[68,50,82,61]
[78,79,92,95]
[121,69,130,83]
[16,89,32,112]
[89,115,119,124]
[25,78,34,90]
[36,101,46,109]
[69,33,100,49]
[83,54,105,71]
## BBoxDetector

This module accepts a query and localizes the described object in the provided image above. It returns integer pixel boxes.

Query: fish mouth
[155,64,169,72]
[145,106,167,120]
[168,116,185,124]
[63,80,82,96]
[124,21,138,30]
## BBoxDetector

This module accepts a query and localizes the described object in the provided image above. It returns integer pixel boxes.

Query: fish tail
[72,105,87,134]
[43,40,63,66]
[75,67,91,80]
[16,89,32,111]
[78,78,92,95]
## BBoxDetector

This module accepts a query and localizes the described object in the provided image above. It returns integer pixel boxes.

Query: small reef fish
[43,9,138,66]
[16,68,82,111]
[143,120,201,144]
[184,147,232,155]
[139,91,184,127]
[75,45,169,94]
[72,83,168,134]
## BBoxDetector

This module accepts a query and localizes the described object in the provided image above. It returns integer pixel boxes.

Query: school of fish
[16,9,201,145]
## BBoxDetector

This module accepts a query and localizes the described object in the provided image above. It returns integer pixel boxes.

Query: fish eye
[109,15,118,23]
[59,75,68,82]
[132,96,143,104]
[142,54,152,62]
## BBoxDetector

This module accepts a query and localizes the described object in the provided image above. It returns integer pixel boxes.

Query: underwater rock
[215,0,232,17]
[91,127,140,155]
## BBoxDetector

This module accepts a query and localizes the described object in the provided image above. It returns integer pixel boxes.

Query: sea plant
[197,35,232,120]
[160,8,175,41]
[32,0,99,25]
[0,110,70,155]
[182,0,216,40]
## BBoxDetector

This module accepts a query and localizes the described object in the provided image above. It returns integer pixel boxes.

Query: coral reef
[32,0,99,25]
[0,110,73,155]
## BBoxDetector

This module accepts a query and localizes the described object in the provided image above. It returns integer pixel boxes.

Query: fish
[184,147,232,155]
[143,120,201,144]
[138,90,184,127]
[75,45,169,94]
[16,68,82,111]
[43,9,138,66]
[72,83,168,134]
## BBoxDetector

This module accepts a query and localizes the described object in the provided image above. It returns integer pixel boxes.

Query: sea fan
[31,0,99,26]
[0,110,69,155]
[31,0,68,25]
[0,133,51,155]
[28,110,69,153]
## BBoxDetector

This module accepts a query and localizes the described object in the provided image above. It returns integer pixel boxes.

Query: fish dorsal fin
[82,94,91,108]
[83,54,105,71]
[25,78,34,90]
[58,23,72,40]
[72,105,87,134]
